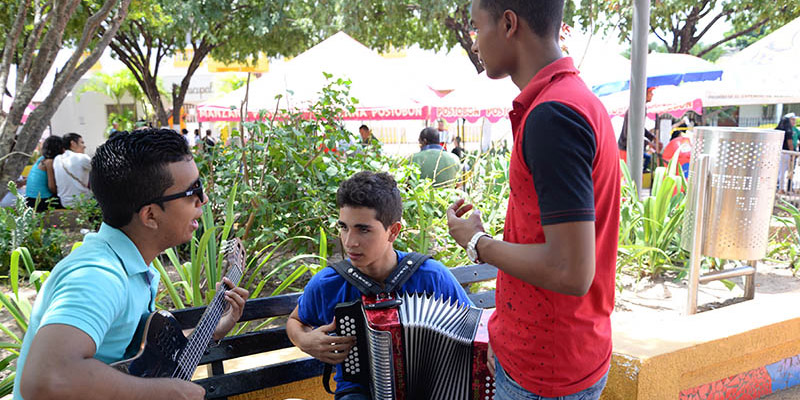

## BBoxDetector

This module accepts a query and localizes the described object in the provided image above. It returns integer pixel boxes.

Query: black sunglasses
[138,179,204,210]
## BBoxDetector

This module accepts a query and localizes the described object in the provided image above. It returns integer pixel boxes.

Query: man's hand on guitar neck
[212,277,249,341]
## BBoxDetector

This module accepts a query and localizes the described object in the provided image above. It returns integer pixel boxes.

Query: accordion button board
[334,292,496,400]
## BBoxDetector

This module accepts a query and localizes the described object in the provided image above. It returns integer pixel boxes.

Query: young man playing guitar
[14,129,249,400]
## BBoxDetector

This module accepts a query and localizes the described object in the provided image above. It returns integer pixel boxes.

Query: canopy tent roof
[432,71,518,123]
[198,32,438,122]
[705,17,800,106]
[599,84,704,119]
[591,53,723,97]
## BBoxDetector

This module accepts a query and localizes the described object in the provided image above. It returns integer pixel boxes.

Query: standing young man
[14,129,249,400]
[287,171,471,400]
[446,1,620,399]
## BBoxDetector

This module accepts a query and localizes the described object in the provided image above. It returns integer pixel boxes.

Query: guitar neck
[173,264,243,380]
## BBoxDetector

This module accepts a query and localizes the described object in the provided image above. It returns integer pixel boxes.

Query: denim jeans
[494,356,608,400]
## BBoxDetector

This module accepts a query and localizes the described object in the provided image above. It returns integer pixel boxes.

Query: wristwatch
[466,232,491,263]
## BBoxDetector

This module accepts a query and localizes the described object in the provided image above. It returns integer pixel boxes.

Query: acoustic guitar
[111,239,245,380]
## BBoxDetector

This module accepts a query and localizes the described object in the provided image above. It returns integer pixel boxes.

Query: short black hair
[359,125,369,131]
[336,171,402,229]
[181,128,189,134]
[41,136,64,159]
[419,127,439,145]
[90,128,192,228]
[478,0,564,39]
[63,133,82,149]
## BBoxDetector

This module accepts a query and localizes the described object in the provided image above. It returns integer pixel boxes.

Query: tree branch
[651,28,669,49]
[0,0,32,113]
[694,9,733,44]
[696,16,770,58]
[696,0,714,20]
[55,0,122,90]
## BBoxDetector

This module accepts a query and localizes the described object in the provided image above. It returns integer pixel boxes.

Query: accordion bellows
[335,292,496,400]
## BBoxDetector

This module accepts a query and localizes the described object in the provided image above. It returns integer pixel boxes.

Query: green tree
[570,0,799,58]
[0,0,132,199]
[313,0,483,72]
[78,69,138,115]
[103,0,308,129]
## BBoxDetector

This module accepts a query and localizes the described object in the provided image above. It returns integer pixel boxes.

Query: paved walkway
[761,385,800,399]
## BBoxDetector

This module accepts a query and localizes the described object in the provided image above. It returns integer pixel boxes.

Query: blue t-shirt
[13,223,159,400]
[24,157,55,200]
[297,250,473,395]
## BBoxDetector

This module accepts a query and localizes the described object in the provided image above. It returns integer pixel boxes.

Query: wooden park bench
[171,263,498,400]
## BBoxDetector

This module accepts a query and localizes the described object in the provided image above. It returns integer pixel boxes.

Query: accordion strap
[329,252,430,296]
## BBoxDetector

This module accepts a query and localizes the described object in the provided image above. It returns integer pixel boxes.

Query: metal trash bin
[681,127,783,260]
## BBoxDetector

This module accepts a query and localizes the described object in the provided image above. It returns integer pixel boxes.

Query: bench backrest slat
[200,357,324,399]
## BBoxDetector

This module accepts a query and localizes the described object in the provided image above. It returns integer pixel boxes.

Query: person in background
[193,129,201,148]
[618,87,658,171]
[53,133,92,207]
[452,136,466,159]
[777,113,797,193]
[411,127,461,187]
[25,136,65,211]
[437,118,451,149]
[203,129,216,150]
[358,125,379,145]
[355,124,380,154]
[181,128,190,144]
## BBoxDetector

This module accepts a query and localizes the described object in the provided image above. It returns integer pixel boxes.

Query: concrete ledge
[603,291,800,399]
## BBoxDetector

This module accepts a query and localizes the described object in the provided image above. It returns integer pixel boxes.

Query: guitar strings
[173,241,245,380]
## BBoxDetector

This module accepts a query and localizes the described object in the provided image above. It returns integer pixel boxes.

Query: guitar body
[111,310,188,378]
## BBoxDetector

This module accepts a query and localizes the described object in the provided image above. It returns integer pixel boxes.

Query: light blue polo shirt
[13,223,159,399]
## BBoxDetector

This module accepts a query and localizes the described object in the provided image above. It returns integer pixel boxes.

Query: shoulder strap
[330,260,383,296]
[322,364,336,394]
[60,161,88,189]
[384,252,430,293]
[329,252,431,296]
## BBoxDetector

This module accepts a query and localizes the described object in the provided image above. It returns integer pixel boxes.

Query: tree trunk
[444,3,483,74]
[163,42,213,133]
[171,83,180,131]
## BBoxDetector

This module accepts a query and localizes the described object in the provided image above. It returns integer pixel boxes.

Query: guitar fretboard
[172,242,244,380]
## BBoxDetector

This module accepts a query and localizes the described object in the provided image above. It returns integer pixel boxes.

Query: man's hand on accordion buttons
[304,320,356,364]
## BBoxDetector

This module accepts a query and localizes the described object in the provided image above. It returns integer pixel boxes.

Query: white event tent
[705,17,800,106]
[198,32,439,122]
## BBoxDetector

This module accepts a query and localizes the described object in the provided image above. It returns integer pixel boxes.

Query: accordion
[334,292,496,400]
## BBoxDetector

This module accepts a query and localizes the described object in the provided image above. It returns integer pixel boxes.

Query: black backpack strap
[330,260,383,296]
[384,252,430,293]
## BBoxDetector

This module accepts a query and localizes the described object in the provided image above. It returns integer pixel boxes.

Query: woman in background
[25,135,65,211]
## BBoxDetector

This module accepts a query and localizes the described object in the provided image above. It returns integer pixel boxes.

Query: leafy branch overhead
[99,0,309,127]
[569,0,799,57]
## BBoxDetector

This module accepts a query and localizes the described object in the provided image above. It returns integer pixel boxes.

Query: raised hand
[446,198,486,248]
